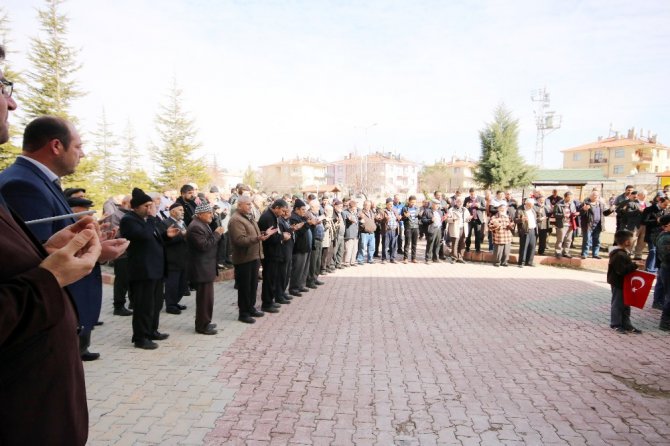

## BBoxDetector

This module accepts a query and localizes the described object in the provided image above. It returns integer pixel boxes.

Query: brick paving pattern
[87,260,670,445]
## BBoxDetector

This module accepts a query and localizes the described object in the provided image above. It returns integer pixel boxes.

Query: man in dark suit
[0,115,128,361]
[186,202,224,335]
[160,202,190,315]
[463,188,486,253]
[0,45,100,444]
[120,188,179,349]
[258,199,292,313]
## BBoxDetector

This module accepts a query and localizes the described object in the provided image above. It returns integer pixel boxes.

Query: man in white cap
[515,198,538,267]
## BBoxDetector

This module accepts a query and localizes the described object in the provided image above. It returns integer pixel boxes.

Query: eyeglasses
[1,79,13,98]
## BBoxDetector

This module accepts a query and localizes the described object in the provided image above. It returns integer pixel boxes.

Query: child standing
[607,230,641,333]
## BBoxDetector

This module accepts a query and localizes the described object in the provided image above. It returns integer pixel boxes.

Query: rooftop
[532,168,614,186]
[561,136,667,153]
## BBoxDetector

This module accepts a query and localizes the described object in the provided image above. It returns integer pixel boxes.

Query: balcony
[631,154,653,163]
[589,158,608,164]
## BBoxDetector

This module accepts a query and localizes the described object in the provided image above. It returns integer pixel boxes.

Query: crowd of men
[1,42,670,445]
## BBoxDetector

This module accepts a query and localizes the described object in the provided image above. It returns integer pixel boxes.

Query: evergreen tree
[91,108,120,198]
[0,8,24,169]
[242,164,257,190]
[23,0,83,122]
[118,119,153,193]
[153,78,209,189]
[474,104,535,190]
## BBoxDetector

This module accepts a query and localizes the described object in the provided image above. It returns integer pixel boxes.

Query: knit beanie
[130,188,153,209]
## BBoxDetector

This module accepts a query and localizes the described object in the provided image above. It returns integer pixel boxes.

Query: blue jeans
[357,233,375,263]
[581,223,602,257]
[383,230,398,261]
[653,267,667,308]
[645,241,658,272]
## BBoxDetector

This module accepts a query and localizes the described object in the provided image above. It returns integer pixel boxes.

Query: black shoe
[592,255,602,260]
[134,339,159,350]
[282,294,293,300]
[177,304,187,310]
[625,327,642,334]
[251,309,265,317]
[299,287,310,292]
[113,307,133,316]
[196,327,218,335]
[289,290,302,297]
[276,298,291,304]
[562,254,572,259]
[262,306,279,313]
[613,326,627,334]
[652,303,663,310]
[314,279,325,285]
[271,303,281,308]
[659,324,670,331]
[456,259,466,264]
[518,264,524,268]
[527,263,536,267]
[336,265,345,269]
[501,263,509,267]
[182,291,192,296]
[94,321,104,326]
[580,255,587,259]
[207,323,218,330]
[238,316,256,324]
[149,331,169,341]
[306,284,317,289]
[166,306,181,315]
[81,351,100,361]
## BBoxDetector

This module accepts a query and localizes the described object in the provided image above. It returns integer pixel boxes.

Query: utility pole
[531,88,561,168]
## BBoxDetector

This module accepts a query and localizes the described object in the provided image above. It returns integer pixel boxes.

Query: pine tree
[23,0,83,122]
[90,108,120,198]
[153,78,209,189]
[474,104,535,190]
[0,8,24,169]
[118,119,153,193]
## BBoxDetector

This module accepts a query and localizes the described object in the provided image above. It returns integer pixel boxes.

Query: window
[573,152,582,161]
[613,165,624,174]
[614,149,625,158]
[594,150,604,161]
[454,167,461,174]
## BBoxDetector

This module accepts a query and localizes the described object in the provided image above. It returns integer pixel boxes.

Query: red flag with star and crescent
[623,270,655,309]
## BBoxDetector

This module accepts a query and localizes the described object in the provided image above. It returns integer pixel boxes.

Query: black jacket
[120,212,167,281]
[607,248,638,289]
[159,217,189,271]
[258,208,284,261]
[290,212,310,254]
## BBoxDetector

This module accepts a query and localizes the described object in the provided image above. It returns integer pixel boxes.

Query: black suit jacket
[160,217,189,271]
[258,208,284,261]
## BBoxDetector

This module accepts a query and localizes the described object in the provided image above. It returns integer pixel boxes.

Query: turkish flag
[623,270,655,309]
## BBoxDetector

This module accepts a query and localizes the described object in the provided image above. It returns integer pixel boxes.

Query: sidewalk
[86,261,669,445]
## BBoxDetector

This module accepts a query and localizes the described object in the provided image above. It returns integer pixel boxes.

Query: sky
[2,0,669,173]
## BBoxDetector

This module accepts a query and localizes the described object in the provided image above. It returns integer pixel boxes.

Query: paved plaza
[85,261,670,445]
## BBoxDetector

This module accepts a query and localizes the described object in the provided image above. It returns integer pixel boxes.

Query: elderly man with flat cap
[187,202,225,334]
[229,195,277,323]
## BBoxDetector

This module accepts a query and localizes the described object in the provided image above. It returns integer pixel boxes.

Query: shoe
[336,265,345,269]
[613,326,627,334]
[320,270,328,275]
[81,351,100,361]
[134,339,159,349]
[652,303,663,310]
[282,294,293,300]
[306,284,317,289]
[350,263,357,267]
[113,307,133,316]
[625,327,642,334]
[367,261,374,264]
[261,306,279,313]
[390,260,396,264]
[289,290,302,297]
[166,306,181,315]
[527,263,536,267]
[94,321,104,326]
[196,327,218,335]
[239,316,256,324]
[149,331,169,341]
[592,255,602,260]
[659,324,670,331]
[271,303,281,308]
[381,260,386,264]
[456,259,465,264]
[276,298,291,304]
[403,259,408,264]
[518,264,524,268]
[299,287,310,293]
[315,279,325,285]
[493,263,500,267]
[182,291,191,296]
[501,263,509,267]
[562,254,572,259]
[177,304,187,310]
[432,259,441,263]
[251,309,265,317]
[207,323,218,330]
[580,255,587,259]
[411,259,418,263]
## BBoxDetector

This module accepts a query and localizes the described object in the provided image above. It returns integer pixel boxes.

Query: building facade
[562,129,669,178]
[327,152,420,198]
[260,157,327,194]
